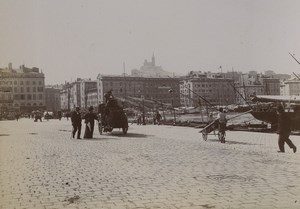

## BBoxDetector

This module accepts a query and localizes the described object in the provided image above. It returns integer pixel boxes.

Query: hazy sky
[1,0,300,84]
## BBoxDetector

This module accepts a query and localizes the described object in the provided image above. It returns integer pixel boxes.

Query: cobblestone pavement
[1,118,300,209]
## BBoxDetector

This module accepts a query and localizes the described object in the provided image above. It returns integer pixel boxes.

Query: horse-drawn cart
[98,99,128,135]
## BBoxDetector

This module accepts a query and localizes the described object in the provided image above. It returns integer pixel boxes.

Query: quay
[1,118,300,209]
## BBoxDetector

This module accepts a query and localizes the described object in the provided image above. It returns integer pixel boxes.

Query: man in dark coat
[277,105,297,153]
[71,107,82,139]
[104,89,113,103]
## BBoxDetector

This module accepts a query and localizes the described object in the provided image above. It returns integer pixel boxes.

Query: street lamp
[168,89,176,125]
[141,95,145,125]
[138,90,145,125]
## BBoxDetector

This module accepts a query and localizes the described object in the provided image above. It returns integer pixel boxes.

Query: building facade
[86,88,98,109]
[284,79,300,96]
[97,74,180,108]
[237,73,280,104]
[0,63,45,113]
[45,86,61,113]
[180,78,236,107]
[79,79,97,109]
[60,88,69,111]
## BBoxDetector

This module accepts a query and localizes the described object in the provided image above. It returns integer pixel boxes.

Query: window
[14,81,17,85]
[26,81,30,85]
[20,95,25,100]
[33,94,36,100]
[20,81,24,85]
[38,94,43,100]
[14,87,18,92]
[27,95,32,100]
[32,81,36,85]
[20,87,24,93]
[33,87,36,92]
[27,87,30,92]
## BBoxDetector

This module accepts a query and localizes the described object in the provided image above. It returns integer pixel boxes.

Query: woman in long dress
[83,106,99,139]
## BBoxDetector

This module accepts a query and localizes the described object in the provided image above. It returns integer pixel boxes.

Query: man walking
[71,107,82,139]
[277,105,297,153]
[217,108,227,143]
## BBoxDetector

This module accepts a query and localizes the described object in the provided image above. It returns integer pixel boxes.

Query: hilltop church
[131,54,173,77]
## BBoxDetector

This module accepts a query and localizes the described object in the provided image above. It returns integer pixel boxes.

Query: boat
[250,95,300,130]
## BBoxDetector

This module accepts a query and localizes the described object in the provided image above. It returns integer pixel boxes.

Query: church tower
[152,53,155,66]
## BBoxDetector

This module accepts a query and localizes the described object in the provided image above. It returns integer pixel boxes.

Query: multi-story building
[97,74,180,108]
[262,78,280,95]
[79,79,97,108]
[236,85,264,104]
[69,79,82,109]
[237,73,280,104]
[45,85,61,113]
[86,88,98,109]
[60,87,69,111]
[0,63,45,113]
[180,77,236,107]
[284,77,300,96]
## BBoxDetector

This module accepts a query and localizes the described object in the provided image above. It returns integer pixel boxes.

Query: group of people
[71,106,98,139]
[134,111,162,125]
[72,88,297,153]
[209,105,297,153]
[71,89,116,139]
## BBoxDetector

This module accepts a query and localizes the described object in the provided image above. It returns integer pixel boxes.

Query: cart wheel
[222,132,226,143]
[218,132,222,141]
[98,122,103,135]
[202,130,208,141]
[218,132,225,143]
[122,127,128,134]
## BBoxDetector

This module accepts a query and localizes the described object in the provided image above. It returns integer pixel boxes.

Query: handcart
[200,110,253,143]
[200,119,223,142]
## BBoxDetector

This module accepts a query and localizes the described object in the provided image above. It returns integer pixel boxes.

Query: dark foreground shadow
[76,137,117,141]
[0,134,10,136]
[110,132,150,138]
[59,129,72,132]
[208,138,260,145]
[72,132,150,141]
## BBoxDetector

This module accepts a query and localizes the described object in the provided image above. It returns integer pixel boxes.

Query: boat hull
[251,111,300,130]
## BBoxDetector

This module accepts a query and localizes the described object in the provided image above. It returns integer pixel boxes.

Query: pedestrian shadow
[74,137,118,141]
[110,132,150,138]
[207,138,259,145]
[226,140,261,145]
[59,129,72,132]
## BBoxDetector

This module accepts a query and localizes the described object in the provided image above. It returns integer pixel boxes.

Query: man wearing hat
[71,106,82,139]
[277,105,297,153]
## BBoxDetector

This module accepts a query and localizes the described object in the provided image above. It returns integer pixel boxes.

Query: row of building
[1,56,299,114]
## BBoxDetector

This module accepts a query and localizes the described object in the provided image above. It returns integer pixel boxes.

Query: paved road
[1,118,300,209]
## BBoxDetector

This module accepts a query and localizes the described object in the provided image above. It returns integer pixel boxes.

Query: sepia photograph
[0,0,300,208]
